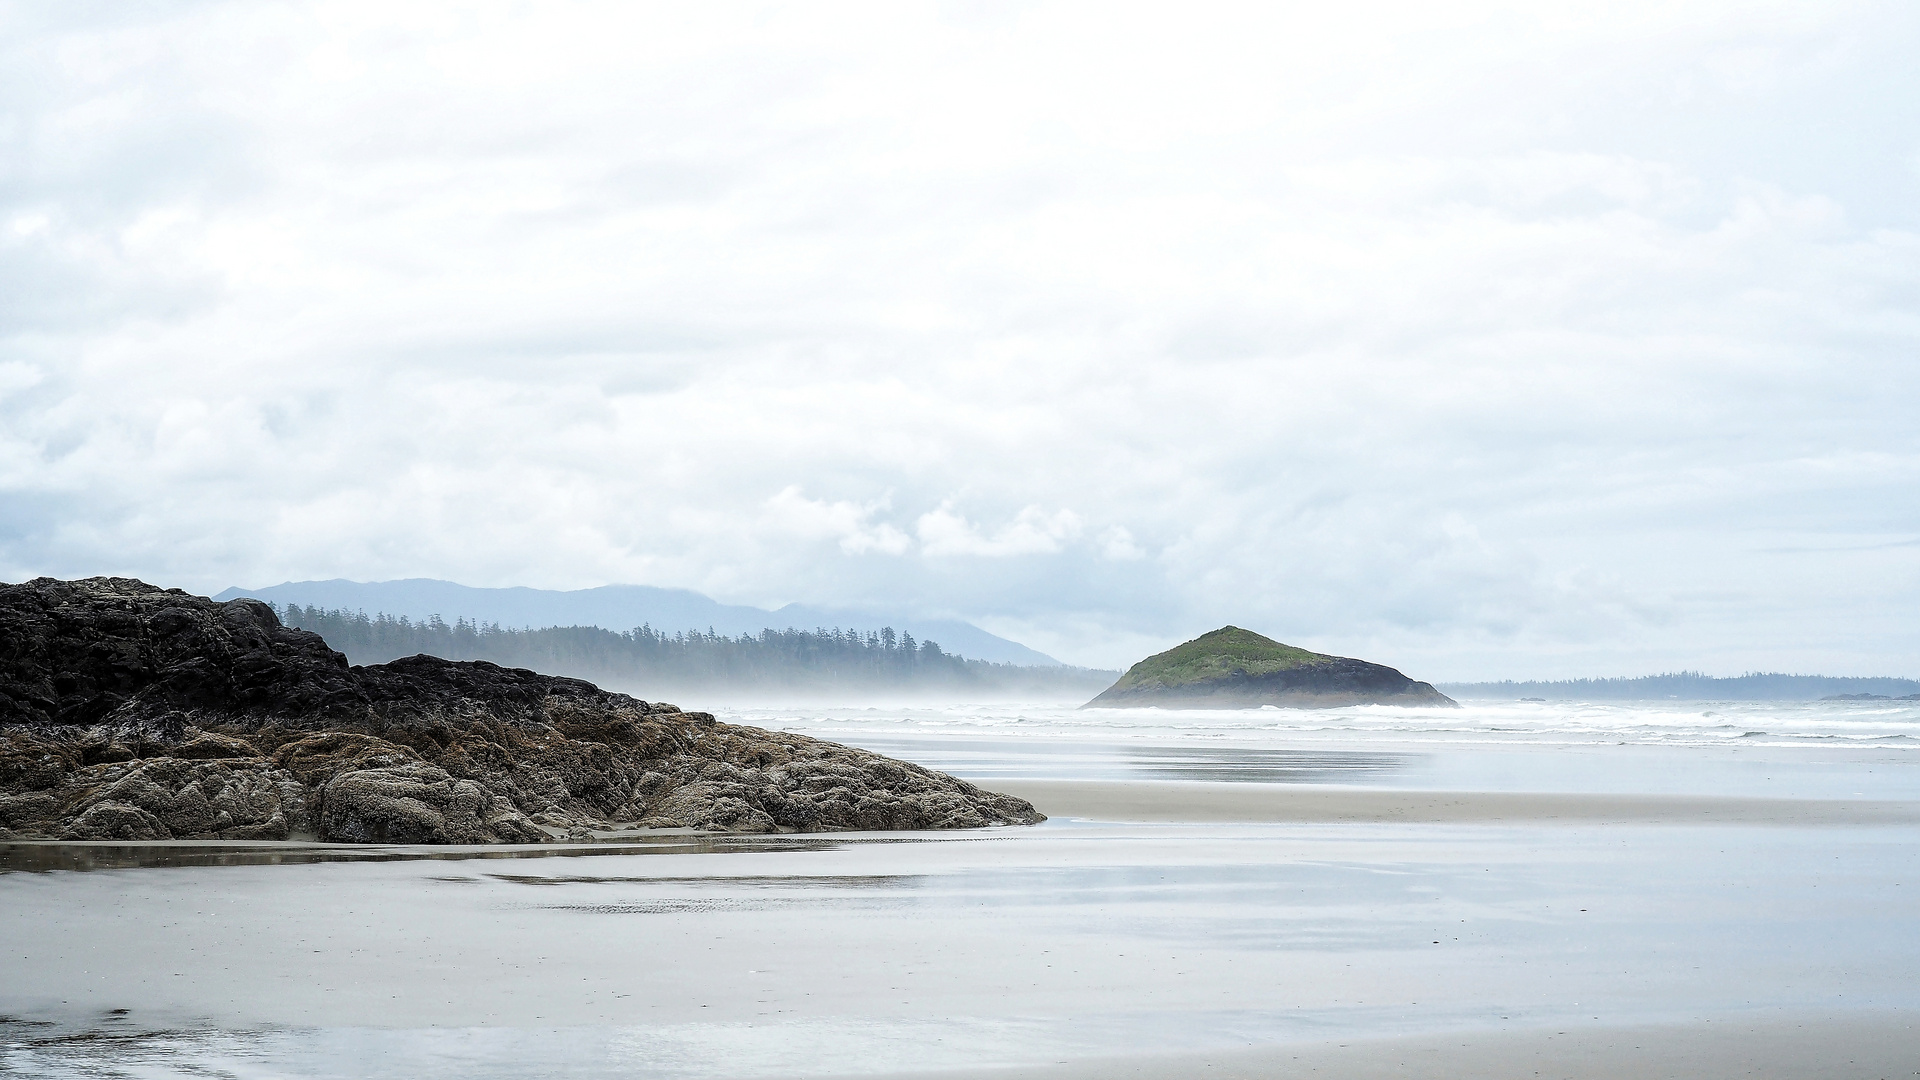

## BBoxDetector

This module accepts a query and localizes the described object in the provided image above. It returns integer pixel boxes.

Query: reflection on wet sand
[808,733,1418,785]
[4,819,1919,1078]
[1125,745,1413,783]
[0,836,852,873]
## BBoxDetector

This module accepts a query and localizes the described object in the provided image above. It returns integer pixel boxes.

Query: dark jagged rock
[0,577,1042,842]
[1085,626,1457,710]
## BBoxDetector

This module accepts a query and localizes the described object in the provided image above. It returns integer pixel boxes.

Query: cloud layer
[2,1,1917,675]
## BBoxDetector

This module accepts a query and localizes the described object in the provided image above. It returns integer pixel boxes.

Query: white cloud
[0,1,1916,675]
[916,504,1084,558]
[1098,526,1147,561]
[764,486,911,556]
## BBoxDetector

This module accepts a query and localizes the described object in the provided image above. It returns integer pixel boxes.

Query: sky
[1,1,1917,677]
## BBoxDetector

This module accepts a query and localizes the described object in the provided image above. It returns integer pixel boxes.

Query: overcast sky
[2,1,1916,676]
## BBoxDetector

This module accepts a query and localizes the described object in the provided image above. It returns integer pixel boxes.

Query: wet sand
[997,778,1920,825]
[5,813,1918,1077]
[4,728,1918,1078]
[866,1012,1920,1080]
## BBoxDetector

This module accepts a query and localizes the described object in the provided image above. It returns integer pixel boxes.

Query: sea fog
[729,695,1920,750]
[729,697,1920,801]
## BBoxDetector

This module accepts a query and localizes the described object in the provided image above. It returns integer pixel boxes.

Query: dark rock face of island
[0,577,1042,843]
[1085,626,1457,710]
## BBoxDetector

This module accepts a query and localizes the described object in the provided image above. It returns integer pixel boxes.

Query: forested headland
[275,604,1116,699]
[1440,671,1920,702]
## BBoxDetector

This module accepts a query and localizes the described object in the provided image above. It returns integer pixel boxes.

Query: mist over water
[728,698,1920,751]
[708,698,1920,810]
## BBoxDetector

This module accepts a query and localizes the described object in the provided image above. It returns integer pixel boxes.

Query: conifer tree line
[274,604,1112,693]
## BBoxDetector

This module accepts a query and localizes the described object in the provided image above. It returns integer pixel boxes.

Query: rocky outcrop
[1085,626,1457,709]
[0,577,1042,842]
[1821,693,1920,702]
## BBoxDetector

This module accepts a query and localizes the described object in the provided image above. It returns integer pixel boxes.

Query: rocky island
[1085,626,1456,709]
[0,577,1043,843]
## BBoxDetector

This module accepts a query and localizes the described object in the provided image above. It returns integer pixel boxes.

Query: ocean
[724,697,1920,801]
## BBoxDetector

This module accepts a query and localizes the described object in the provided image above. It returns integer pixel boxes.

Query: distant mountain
[213,578,1060,667]
[1439,672,1920,702]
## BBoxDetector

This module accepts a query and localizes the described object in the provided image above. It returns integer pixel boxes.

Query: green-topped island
[1085,626,1456,709]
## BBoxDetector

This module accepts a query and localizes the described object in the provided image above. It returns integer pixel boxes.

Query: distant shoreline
[1440,672,1920,702]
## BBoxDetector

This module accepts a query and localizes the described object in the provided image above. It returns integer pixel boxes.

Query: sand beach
[4,700,1918,1078]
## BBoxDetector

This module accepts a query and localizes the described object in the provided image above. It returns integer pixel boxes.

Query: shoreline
[7,777,1916,872]
[992,778,1920,825]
